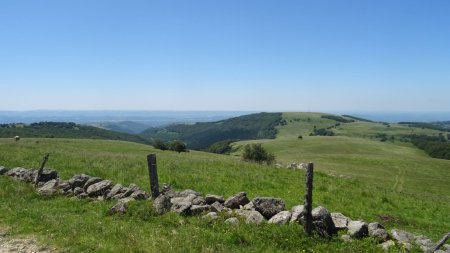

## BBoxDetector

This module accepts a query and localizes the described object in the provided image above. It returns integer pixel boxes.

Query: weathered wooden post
[304,162,314,235]
[34,153,49,187]
[147,154,160,198]
[430,232,450,252]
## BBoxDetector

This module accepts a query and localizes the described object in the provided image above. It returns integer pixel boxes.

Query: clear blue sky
[1,0,449,112]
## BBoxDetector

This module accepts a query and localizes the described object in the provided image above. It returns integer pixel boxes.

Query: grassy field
[0,112,449,252]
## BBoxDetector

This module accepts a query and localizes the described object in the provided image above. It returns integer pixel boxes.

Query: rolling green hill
[0,122,150,145]
[1,112,449,252]
[141,112,282,150]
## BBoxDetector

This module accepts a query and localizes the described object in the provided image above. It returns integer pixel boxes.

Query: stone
[119,197,135,204]
[205,194,225,204]
[109,201,128,215]
[190,205,210,215]
[6,167,35,182]
[268,211,291,225]
[312,206,337,237]
[380,240,396,251]
[170,197,192,215]
[245,210,265,224]
[252,197,286,219]
[178,189,202,197]
[37,179,59,196]
[106,184,125,199]
[86,180,113,197]
[391,229,415,244]
[225,217,239,224]
[211,201,224,213]
[331,213,350,230]
[130,190,148,200]
[0,166,9,175]
[368,222,389,242]
[73,187,84,195]
[347,220,368,239]
[235,210,265,224]
[290,205,305,223]
[83,177,102,192]
[57,181,72,193]
[224,192,250,209]
[77,193,88,199]
[153,195,172,215]
[414,235,434,252]
[192,196,206,205]
[123,183,140,197]
[202,212,218,220]
[68,174,91,189]
[242,202,255,210]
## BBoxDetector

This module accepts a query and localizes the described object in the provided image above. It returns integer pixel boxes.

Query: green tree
[153,139,168,150]
[242,143,275,164]
[170,140,187,153]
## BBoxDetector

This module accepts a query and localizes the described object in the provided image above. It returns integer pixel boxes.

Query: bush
[153,139,168,150]
[170,140,187,153]
[242,143,275,164]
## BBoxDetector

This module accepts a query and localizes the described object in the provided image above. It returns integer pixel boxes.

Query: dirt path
[0,227,57,253]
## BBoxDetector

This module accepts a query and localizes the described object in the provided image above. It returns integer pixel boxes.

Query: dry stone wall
[1,165,449,253]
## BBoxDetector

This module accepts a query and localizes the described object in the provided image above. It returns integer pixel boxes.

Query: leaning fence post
[147,154,160,198]
[34,153,49,187]
[304,162,314,235]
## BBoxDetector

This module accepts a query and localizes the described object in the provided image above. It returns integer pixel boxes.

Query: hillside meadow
[0,136,449,252]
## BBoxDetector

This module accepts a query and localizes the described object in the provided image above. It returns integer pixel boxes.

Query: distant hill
[141,112,283,150]
[92,121,151,134]
[0,122,150,144]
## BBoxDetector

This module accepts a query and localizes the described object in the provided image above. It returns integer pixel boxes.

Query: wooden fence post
[147,154,160,198]
[304,162,314,235]
[34,153,49,187]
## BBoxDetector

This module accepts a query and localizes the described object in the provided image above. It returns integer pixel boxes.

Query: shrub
[242,143,275,164]
[153,139,168,150]
[170,140,187,153]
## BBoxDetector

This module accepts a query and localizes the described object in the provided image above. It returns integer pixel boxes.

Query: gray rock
[268,211,291,224]
[106,184,125,199]
[77,193,88,199]
[368,222,389,242]
[37,179,59,196]
[192,196,206,205]
[57,181,72,192]
[73,187,84,195]
[242,202,255,210]
[83,177,102,192]
[109,201,128,215]
[86,180,113,197]
[179,189,202,197]
[0,166,9,175]
[380,240,396,251]
[312,206,337,237]
[224,192,250,209]
[252,197,286,219]
[391,229,415,244]
[123,183,140,197]
[211,201,224,213]
[170,197,192,215]
[347,220,368,239]
[130,190,148,200]
[331,213,350,230]
[6,167,35,182]
[68,174,91,189]
[153,195,172,215]
[225,217,239,224]
[245,210,265,224]
[205,194,225,204]
[290,205,305,223]
[414,235,434,252]
[119,197,135,204]
[202,212,218,220]
[190,205,210,215]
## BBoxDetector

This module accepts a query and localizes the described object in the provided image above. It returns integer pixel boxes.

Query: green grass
[0,112,449,253]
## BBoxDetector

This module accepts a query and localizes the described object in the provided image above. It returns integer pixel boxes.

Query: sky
[1,0,450,112]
